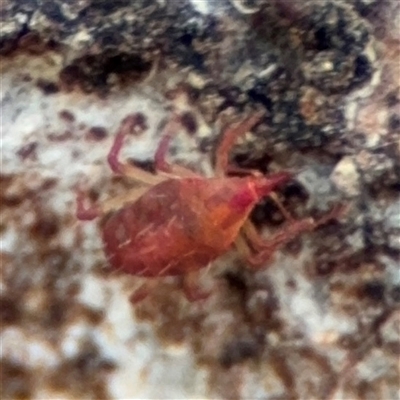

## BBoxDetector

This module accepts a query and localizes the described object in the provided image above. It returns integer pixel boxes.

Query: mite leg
[154,114,180,173]
[245,217,316,267]
[154,114,200,178]
[268,192,295,222]
[107,114,166,185]
[236,190,294,256]
[75,186,149,221]
[244,204,346,268]
[181,270,211,302]
[215,110,264,177]
[234,232,253,259]
[107,114,140,174]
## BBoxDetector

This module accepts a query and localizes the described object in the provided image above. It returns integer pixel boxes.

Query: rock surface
[1,1,399,399]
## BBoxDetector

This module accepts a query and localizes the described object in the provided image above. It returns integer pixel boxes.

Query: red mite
[77,112,343,301]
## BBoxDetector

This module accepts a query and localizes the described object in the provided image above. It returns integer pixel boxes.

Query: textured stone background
[1,0,399,399]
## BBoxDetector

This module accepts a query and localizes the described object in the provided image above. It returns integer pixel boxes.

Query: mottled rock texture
[1,0,399,399]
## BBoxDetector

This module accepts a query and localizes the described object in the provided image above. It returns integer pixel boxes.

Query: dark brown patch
[17,142,38,161]
[48,341,115,399]
[388,114,400,131]
[0,295,22,325]
[282,181,310,203]
[361,280,386,302]
[389,285,400,303]
[134,283,191,345]
[59,65,85,90]
[47,130,74,142]
[36,79,59,95]
[180,111,198,135]
[313,260,337,277]
[18,32,47,54]
[0,359,33,400]
[58,110,75,123]
[41,177,58,191]
[223,270,248,295]
[219,338,260,368]
[30,215,60,238]
[250,198,286,227]
[86,126,108,141]
[284,237,304,256]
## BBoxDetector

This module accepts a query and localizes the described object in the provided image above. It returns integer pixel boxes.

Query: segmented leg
[244,204,346,268]
[154,114,200,178]
[215,110,264,177]
[234,190,295,257]
[107,114,166,185]
[76,186,149,221]
[77,112,200,221]
[269,192,295,221]
[234,232,253,258]
[154,114,181,173]
[107,114,138,174]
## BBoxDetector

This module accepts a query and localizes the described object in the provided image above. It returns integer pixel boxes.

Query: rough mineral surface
[1,0,399,399]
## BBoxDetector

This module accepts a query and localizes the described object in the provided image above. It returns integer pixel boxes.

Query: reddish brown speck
[18,32,46,54]
[86,127,108,141]
[21,74,32,82]
[30,217,60,238]
[58,110,75,123]
[59,65,83,87]
[17,142,38,160]
[41,177,58,191]
[47,130,73,142]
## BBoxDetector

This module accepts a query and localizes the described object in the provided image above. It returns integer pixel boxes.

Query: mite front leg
[244,204,347,268]
[215,110,264,177]
[245,217,317,267]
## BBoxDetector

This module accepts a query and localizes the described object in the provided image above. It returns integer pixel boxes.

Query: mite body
[77,112,342,301]
[102,174,290,277]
